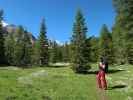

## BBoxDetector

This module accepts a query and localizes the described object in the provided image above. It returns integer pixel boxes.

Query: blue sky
[0,0,115,43]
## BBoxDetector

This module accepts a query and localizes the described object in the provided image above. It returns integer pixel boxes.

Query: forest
[0,0,133,100]
[0,0,133,72]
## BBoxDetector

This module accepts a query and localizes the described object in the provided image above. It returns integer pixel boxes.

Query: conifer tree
[38,18,49,66]
[112,15,127,64]
[22,30,32,65]
[12,26,32,66]
[87,36,99,63]
[0,9,6,65]
[99,24,114,64]
[31,41,40,65]
[13,26,24,66]
[124,1,133,64]
[5,26,32,66]
[71,9,90,73]
[62,42,70,62]
[5,33,15,65]
[112,0,133,64]
[49,40,58,63]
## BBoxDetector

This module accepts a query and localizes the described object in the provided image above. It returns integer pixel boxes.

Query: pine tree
[71,9,90,73]
[12,26,31,66]
[5,26,32,66]
[0,9,6,65]
[13,26,24,66]
[99,24,114,64]
[5,33,15,65]
[124,1,133,64]
[112,15,127,64]
[112,0,127,64]
[83,38,92,63]
[112,0,133,64]
[56,44,63,62]
[38,18,49,66]
[87,36,99,63]
[49,40,58,63]
[62,42,70,62]
[22,30,32,66]
[31,41,40,65]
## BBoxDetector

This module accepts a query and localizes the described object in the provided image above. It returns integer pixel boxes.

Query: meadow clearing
[0,64,132,100]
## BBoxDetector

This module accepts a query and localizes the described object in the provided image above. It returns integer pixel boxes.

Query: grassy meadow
[0,64,133,100]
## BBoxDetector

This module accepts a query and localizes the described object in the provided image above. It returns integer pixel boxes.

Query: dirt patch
[17,70,48,84]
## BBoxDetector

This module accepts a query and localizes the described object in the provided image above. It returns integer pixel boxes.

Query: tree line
[0,0,133,73]
[0,10,70,67]
[71,0,133,73]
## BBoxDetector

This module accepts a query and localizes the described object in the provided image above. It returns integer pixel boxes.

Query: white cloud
[2,21,8,27]
[49,37,64,45]
[55,40,63,45]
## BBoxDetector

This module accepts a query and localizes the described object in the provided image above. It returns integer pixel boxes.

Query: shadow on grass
[108,84,127,90]
[107,69,125,74]
[82,69,125,75]
[77,71,98,75]
[86,71,98,74]
[47,65,68,68]
[42,95,52,100]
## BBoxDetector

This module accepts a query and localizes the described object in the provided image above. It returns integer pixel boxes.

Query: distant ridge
[2,21,36,45]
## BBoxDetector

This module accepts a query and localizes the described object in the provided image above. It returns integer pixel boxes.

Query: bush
[72,63,91,73]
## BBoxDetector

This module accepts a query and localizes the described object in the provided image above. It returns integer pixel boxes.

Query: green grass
[0,64,133,100]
